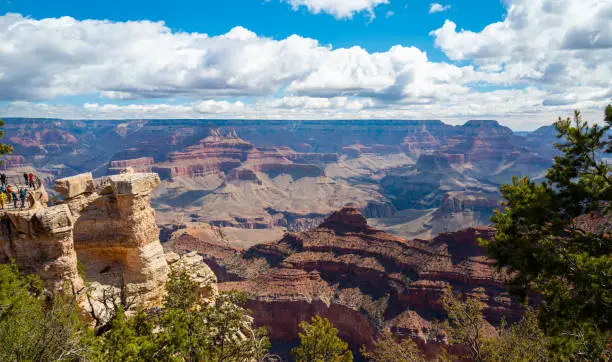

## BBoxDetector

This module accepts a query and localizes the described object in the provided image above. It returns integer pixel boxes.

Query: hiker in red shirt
[28,173,35,188]
[6,185,13,204]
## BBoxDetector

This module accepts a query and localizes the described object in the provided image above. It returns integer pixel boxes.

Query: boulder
[33,204,73,234]
[110,173,161,195]
[54,172,94,198]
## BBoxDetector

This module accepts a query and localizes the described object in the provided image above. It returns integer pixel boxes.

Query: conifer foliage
[292,316,353,362]
[483,106,612,359]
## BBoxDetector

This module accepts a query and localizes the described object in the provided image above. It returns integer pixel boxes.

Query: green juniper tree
[92,267,271,362]
[292,315,353,362]
[361,330,425,362]
[0,264,88,361]
[482,106,612,359]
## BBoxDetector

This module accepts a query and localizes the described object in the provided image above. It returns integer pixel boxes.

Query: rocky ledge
[0,172,170,309]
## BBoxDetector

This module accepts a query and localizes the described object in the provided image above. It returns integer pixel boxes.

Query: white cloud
[1,1,611,130]
[281,0,389,19]
[430,0,612,110]
[0,14,326,100]
[385,10,394,19]
[1,90,605,130]
[429,3,451,14]
[0,13,474,104]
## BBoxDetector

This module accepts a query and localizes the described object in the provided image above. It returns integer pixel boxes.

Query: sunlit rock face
[0,172,169,308]
[212,207,523,351]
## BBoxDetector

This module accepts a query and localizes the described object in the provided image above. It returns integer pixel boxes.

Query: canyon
[2,118,560,354]
[5,118,559,243]
[165,206,524,355]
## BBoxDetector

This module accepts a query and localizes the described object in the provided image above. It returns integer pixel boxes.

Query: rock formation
[154,129,327,180]
[0,171,169,308]
[174,207,525,351]
[8,118,559,242]
[109,157,155,174]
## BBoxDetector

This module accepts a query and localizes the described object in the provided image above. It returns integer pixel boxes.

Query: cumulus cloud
[281,0,389,19]
[2,89,604,130]
[0,13,473,104]
[430,0,612,109]
[0,14,326,100]
[429,3,451,14]
[1,0,611,129]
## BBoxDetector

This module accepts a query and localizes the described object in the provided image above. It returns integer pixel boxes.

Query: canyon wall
[203,207,524,350]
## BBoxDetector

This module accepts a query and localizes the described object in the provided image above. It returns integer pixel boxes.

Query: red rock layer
[154,128,326,179]
[212,207,523,351]
[155,129,253,178]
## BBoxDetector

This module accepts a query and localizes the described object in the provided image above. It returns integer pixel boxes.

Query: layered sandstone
[109,157,155,174]
[0,171,169,308]
[154,129,253,179]
[204,207,523,350]
[154,129,326,180]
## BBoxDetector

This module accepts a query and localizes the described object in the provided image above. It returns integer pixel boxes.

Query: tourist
[0,173,6,187]
[19,188,27,208]
[6,184,13,204]
[11,188,18,208]
[0,183,5,193]
[28,172,35,188]
[23,172,29,185]
[0,191,5,209]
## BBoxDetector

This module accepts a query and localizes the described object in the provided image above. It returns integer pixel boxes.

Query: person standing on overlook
[0,173,6,187]
[6,184,13,205]
[23,172,28,185]
[0,191,6,209]
[11,188,17,209]
[28,172,35,188]
[19,188,27,208]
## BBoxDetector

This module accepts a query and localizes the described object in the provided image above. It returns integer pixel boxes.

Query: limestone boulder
[110,173,161,196]
[55,173,94,198]
[33,204,73,235]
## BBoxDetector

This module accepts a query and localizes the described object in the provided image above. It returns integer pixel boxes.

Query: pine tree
[483,106,612,359]
[361,330,425,362]
[0,264,87,361]
[292,316,353,362]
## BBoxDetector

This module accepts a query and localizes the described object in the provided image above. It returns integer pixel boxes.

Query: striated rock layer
[0,172,169,308]
[206,207,524,351]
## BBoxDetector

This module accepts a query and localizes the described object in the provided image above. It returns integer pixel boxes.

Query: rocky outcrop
[109,157,155,174]
[154,129,253,179]
[0,172,169,308]
[165,251,218,305]
[210,207,522,350]
[155,129,326,180]
[439,191,499,213]
[0,155,27,169]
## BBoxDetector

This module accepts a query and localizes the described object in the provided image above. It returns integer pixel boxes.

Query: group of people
[0,172,36,210]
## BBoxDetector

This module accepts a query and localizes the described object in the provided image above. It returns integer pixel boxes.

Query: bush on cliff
[91,268,271,362]
[361,288,553,362]
[483,105,612,359]
[360,330,425,362]
[437,288,552,362]
[0,263,88,361]
[292,315,353,362]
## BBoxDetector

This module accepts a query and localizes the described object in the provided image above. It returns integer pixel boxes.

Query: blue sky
[2,0,505,59]
[0,0,611,129]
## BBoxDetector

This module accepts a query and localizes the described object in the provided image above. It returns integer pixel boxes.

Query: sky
[0,0,611,130]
